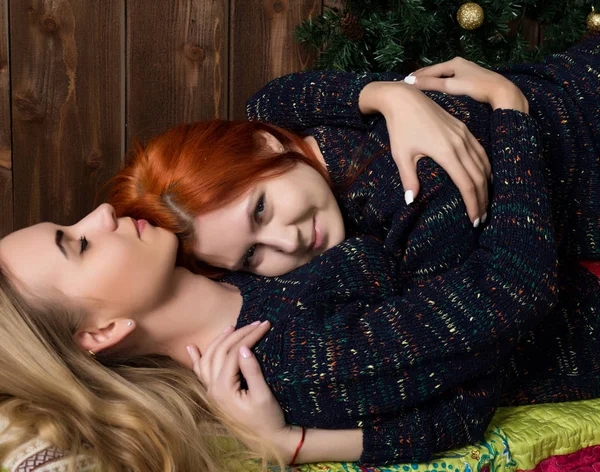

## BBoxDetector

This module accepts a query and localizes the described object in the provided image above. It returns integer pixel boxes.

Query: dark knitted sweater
[246,36,600,403]
[226,35,600,465]
[225,110,559,465]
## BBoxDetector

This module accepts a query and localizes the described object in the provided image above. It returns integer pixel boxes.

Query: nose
[79,203,118,233]
[259,224,301,254]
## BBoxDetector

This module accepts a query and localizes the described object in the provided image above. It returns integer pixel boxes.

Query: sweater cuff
[313,71,381,129]
[359,411,433,466]
[488,109,544,174]
[246,71,404,130]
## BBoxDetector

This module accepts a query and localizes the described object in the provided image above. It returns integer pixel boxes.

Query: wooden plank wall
[127,0,228,144]
[9,0,122,231]
[229,0,320,119]
[0,0,328,237]
[0,0,11,237]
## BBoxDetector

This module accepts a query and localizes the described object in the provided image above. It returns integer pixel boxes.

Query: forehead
[0,223,63,291]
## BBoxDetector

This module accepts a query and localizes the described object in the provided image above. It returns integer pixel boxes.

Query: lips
[133,219,147,238]
[309,215,325,252]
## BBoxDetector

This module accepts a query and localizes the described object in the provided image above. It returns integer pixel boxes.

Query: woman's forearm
[274,425,363,464]
[358,80,411,115]
[490,82,529,113]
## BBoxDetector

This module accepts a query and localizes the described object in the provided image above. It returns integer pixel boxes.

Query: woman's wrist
[490,83,529,114]
[270,425,363,464]
[358,81,411,115]
[270,425,304,464]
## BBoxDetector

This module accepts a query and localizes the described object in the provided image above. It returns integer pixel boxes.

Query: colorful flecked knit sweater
[246,36,600,264]
[246,35,600,402]
[225,35,600,465]
[225,109,559,465]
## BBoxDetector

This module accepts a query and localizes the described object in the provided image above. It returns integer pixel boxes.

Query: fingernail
[251,320,261,326]
[186,345,193,357]
[223,325,234,333]
[403,75,416,85]
[490,175,494,184]
[240,346,252,359]
[405,190,414,205]
[473,218,480,228]
[482,213,488,224]
[260,320,270,326]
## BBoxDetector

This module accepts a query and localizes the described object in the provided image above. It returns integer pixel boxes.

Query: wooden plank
[0,0,11,238]
[229,0,320,120]
[10,0,122,229]
[127,0,227,145]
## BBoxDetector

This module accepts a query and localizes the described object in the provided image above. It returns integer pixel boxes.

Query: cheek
[84,244,166,308]
[194,215,246,265]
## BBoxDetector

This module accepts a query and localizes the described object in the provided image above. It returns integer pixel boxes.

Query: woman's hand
[410,57,529,114]
[188,322,366,464]
[187,321,299,462]
[359,81,490,226]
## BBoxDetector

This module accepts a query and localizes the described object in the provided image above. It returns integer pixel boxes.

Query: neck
[125,268,242,368]
[302,135,326,168]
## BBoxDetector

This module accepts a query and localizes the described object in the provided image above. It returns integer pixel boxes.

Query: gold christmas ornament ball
[587,9,600,32]
[457,2,485,30]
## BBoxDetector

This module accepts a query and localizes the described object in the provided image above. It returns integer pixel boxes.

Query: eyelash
[242,195,266,268]
[79,236,88,255]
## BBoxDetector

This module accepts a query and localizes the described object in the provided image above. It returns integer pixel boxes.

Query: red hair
[106,120,330,277]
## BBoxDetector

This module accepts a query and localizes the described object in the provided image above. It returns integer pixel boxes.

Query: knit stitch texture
[225,35,600,465]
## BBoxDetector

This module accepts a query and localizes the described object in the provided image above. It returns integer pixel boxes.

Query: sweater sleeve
[279,110,558,463]
[245,70,403,130]
[360,371,500,465]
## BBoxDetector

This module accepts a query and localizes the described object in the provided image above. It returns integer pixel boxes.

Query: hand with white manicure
[359,79,491,226]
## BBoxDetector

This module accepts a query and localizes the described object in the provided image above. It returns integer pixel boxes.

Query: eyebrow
[55,229,68,259]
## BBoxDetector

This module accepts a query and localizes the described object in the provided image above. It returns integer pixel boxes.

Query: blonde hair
[0,264,281,471]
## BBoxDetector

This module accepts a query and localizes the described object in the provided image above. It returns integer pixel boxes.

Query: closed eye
[79,235,88,255]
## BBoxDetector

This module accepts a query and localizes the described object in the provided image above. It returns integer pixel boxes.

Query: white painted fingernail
[482,213,488,224]
[473,218,480,228]
[405,190,414,205]
[404,75,416,85]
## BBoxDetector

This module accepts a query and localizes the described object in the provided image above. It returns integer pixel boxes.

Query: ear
[74,318,136,354]
[255,130,284,154]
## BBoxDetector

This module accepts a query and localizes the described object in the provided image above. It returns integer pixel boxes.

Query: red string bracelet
[290,426,306,466]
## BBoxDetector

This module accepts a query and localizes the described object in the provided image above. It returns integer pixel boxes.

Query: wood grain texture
[127,0,227,145]
[229,0,320,119]
[323,0,342,9]
[10,0,122,229]
[0,0,12,237]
